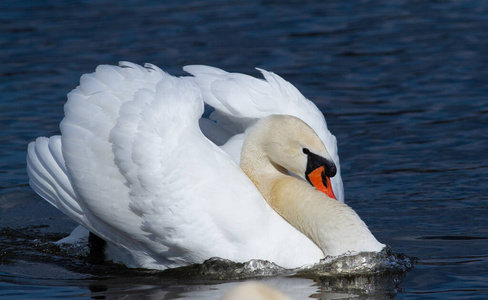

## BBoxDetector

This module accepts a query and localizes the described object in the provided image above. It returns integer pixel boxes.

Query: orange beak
[307,165,337,200]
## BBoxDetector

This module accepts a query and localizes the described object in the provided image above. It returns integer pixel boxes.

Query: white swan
[26,62,384,270]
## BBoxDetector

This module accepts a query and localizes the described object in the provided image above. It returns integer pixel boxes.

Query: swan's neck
[241,144,384,256]
[270,177,384,256]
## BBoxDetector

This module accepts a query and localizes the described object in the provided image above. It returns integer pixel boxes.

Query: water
[1,0,487,298]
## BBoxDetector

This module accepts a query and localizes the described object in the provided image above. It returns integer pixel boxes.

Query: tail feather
[26,136,84,221]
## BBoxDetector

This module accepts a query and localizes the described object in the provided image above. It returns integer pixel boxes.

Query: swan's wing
[27,135,87,225]
[57,62,282,268]
[184,65,344,202]
[55,63,171,266]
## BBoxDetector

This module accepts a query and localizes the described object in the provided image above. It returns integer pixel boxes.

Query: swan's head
[244,115,337,199]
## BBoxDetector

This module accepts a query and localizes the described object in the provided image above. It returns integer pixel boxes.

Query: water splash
[161,247,414,280]
[297,247,414,278]
[160,257,288,280]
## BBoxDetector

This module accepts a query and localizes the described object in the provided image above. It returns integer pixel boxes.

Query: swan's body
[27,62,383,270]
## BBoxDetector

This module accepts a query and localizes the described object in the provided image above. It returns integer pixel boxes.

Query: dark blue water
[1,0,487,298]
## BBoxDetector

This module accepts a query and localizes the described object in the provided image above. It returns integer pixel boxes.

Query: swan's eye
[303,148,310,155]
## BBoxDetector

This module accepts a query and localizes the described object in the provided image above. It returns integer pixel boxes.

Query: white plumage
[26,62,360,270]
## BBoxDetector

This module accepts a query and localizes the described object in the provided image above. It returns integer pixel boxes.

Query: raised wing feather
[27,136,85,222]
[184,65,344,202]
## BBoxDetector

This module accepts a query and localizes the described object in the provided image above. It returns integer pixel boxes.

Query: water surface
[1,0,487,298]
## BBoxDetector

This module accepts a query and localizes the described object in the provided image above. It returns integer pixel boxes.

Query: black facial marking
[304,150,337,183]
